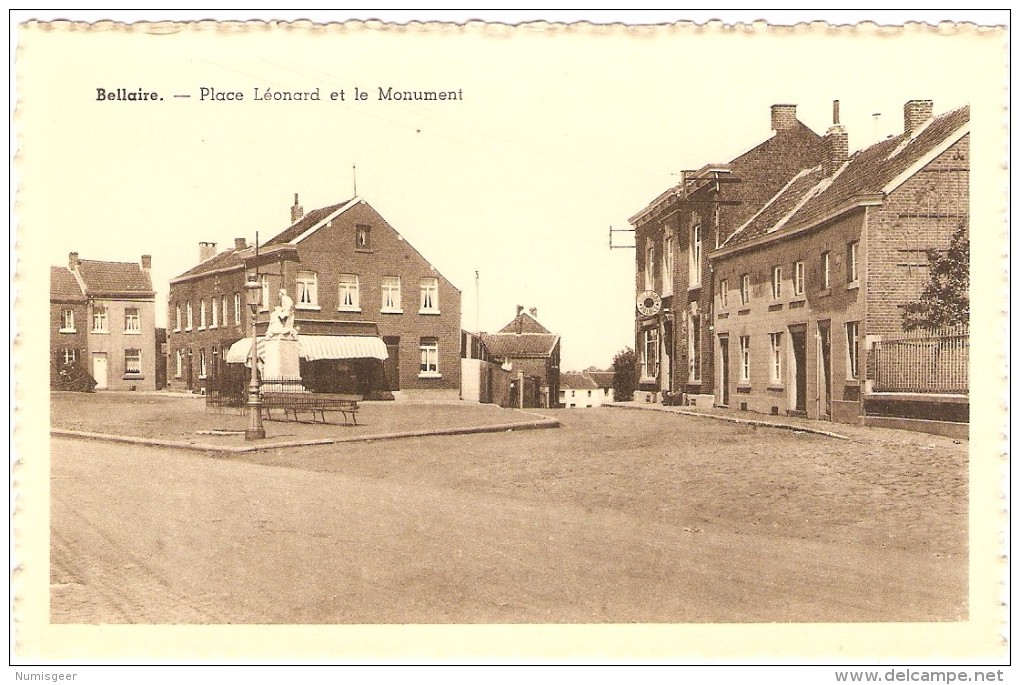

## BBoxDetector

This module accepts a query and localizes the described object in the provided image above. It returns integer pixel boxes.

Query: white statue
[265,288,298,340]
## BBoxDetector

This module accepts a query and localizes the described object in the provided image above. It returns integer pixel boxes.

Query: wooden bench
[260,392,361,425]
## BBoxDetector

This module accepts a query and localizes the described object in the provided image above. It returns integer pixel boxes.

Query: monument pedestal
[261,337,303,392]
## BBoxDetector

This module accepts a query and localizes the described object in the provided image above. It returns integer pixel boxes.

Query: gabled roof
[75,260,154,296]
[721,105,969,250]
[559,372,599,390]
[173,247,245,281]
[497,311,551,334]
[263,197,358,246]
[480,332,560,359]
[586,371,615,389]
[50,267,85,302]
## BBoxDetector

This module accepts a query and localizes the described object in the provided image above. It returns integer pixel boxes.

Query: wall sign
[636,290,662,317]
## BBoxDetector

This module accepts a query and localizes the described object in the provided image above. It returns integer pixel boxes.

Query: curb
[50,415,561,454]
[605,403,851,440]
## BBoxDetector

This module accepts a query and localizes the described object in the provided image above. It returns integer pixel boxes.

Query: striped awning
[225,335,389,364]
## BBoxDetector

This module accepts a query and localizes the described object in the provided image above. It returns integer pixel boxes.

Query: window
[234,293,242,325]
[847,241,859,285]
[662,232,674,296]
[175,304,182,332]
[794,261,805,296]
[211,298,218,328]
[739,335,750,383]
[211,346,218,379]
[356,225,371,250]
[846,322,860,379]
[641,328,659,380]
[221,295,228,327]
[689,222,702,287]
[92,305,108,332]
[688,312,701,382]
[821,251,831,290]
[769,332,782,384]
[175,349,183,378]
[124,307,140,333]
[771,266,782,300]
[740,274,750,305]
[186,302,193,330]
[199,300,207,329]
[381,276,401,312]
[719,279,728,308]
[644,241,655,291]
[60,308,76,332]
[61,348,77,365]
[338,274,360,311]
[419,278,439,313]
[125,348,142,375]
[260,275,271,311]
[294,270,318,308]
[198,348,207,379]
[419,337,439,376]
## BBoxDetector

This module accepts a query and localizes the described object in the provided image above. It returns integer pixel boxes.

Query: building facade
[480,308,561,408]
[630,104,826,406]
[167,196,462,400]
[559,371,614,408]
[711,101,969,423]
[50,253,157,391]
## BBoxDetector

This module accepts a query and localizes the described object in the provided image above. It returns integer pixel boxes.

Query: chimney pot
[68,251,79,270]
[770,104,798,132]
[198,241,217,263]
[903,99,934,134]
[234,237,248,251]
[140,255,151,270]
[832,99,840,125]
[291,193,304,223]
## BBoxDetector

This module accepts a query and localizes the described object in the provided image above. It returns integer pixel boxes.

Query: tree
[611,347,637,402]
[902,224,970,331]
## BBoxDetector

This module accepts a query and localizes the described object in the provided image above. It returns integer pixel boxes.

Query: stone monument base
[261,337,303,392]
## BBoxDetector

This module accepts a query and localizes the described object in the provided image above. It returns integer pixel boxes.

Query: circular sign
[636,290,662,317]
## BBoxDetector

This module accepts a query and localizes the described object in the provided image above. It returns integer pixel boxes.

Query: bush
[611,347,637,402]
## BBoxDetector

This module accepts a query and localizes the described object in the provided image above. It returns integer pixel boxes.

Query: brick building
[711,101,969,423]
[50,253,157,390]
[167,196,462,400]
[629,104,826,405]
[480,307,561,408]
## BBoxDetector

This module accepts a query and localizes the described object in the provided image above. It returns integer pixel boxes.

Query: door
[92,353,108,390]
[718,335,730,407]
[383,336,400,391]
[790,328,807,413]
[816,321,832,419]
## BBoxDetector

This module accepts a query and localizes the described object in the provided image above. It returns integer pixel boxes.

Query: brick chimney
[140,255,151,270]
[903,99,933,134]
[199,241,217,263]
[822,100,849,177]
[771,104,798,132]
[516,305,524,334]
[291,193,304,223]
[68,251,79,271]
[234,237,248,251]
[528,307,538,319]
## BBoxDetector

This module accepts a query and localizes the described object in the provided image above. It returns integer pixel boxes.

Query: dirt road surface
[50,408,967,623]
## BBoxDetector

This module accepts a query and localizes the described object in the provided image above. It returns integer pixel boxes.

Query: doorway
[383,336,400,391]
[92,353,108,390]
[816,321,832,419]
[718,335,729,407]
[789,327,807,414]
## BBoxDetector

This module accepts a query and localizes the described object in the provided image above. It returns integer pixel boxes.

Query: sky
[15,10,1005,371]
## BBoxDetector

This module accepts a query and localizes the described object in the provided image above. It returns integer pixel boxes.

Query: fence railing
[869,326,969,394]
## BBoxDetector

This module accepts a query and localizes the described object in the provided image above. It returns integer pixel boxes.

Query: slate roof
[480,333,560,359]
[75,259,154,296]
[586,371,615,389]
[722,105,969,249]
[497,312,551,335]
[50,267,85,302]
[263,198,356,247]
[172,247,245,281]
[559,372,599,390]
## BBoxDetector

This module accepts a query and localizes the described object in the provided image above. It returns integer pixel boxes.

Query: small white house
[559,371,614,408]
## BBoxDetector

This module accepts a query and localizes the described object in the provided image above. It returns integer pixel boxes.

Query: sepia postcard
[11,11,1010,668]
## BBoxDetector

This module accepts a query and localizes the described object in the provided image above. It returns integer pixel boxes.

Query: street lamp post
[244,275,265,441]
